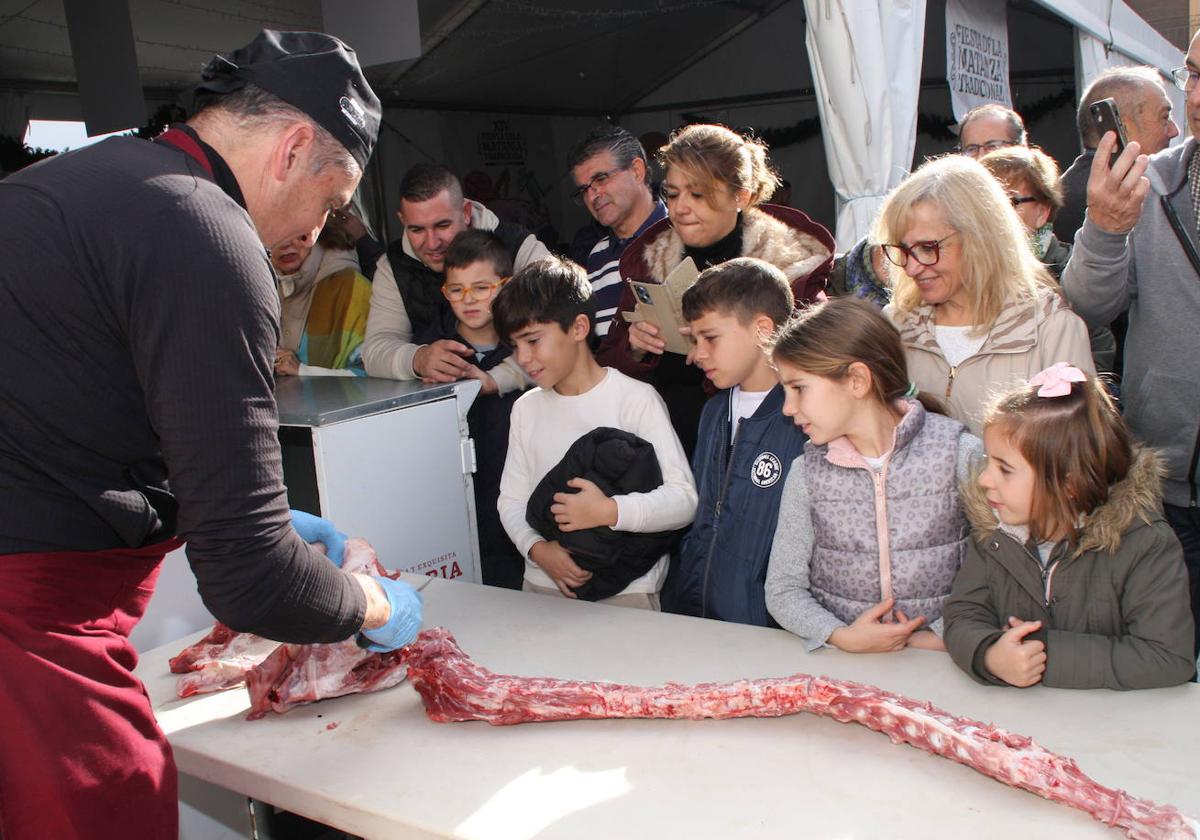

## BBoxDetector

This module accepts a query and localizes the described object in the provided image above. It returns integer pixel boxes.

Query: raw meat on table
[169,622,279,697]
[170,538,414,718]
[244,538,413,719]
[401,627,1198,840]
[245,639,409,719]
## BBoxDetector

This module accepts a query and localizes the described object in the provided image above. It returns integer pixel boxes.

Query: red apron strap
[156,126,214,178]
[0,538,184,840]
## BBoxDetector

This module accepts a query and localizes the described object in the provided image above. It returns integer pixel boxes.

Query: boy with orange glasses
[416,229,529,588]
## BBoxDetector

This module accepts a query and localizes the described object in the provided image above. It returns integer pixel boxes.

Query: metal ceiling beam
[613,0,790,115]
[621,86,814,115]
[378,98,607,117]
[383,0,491,87]
[0,77,181,101]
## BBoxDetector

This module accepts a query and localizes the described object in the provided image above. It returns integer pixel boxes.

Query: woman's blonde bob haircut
[875,154,1053,331]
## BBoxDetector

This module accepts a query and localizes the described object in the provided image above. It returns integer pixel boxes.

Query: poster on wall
[945,0,1011,122]
[441,114,561,248]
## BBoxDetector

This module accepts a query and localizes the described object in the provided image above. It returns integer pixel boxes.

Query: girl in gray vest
[765,298,982,652]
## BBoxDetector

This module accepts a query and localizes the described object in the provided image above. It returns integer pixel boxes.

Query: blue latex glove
[289,509,347,567]
[359,577,424,652]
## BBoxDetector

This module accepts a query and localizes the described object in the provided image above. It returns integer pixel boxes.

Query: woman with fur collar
[595,124,833,455]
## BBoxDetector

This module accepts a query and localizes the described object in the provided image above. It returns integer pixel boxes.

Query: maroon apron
[0,537,184,840]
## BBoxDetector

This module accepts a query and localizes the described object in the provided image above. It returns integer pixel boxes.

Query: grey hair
[959,103,1027,145]
[194,83,361,179]
[1077,66,1165,148]
[567,124,651,186]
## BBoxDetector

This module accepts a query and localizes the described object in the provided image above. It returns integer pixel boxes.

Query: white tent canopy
[803,0,927,252]
[0,1,1185,250]
[1060,1,1187,134]
[805,0,1185,247]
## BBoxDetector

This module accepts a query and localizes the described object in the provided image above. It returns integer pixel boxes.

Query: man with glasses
[1061,31,1200,662]
[567,125,666,337]
[1057,66,1180,242]
[955,103,1027,158]
[363,162,548,386]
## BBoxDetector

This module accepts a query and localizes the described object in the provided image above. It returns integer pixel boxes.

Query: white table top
[138,577,1198,840]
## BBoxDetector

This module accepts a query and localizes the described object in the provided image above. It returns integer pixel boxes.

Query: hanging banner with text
[441,113,560,246]
[945,0,1011,123]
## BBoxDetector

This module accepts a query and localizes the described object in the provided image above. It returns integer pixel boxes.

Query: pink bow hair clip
[1029,362,1087,398]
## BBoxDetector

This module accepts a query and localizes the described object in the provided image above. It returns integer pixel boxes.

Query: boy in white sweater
[494,256,697,609]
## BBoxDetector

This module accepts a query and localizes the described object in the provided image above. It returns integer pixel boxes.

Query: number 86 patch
[750,452,782,488]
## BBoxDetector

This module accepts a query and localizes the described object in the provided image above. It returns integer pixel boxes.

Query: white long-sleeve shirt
[499,368,698,594]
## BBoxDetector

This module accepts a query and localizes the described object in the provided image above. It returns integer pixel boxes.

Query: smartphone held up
[1090,97,1129,168]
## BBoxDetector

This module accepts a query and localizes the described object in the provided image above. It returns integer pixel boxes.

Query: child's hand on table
[829,598,926,653]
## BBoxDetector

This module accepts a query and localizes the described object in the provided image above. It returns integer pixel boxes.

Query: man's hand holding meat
[290,510,348,566]
[359,577,424,651]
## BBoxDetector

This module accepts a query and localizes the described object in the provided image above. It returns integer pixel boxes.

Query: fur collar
[963,444,1166,555]
[642,207,830,283]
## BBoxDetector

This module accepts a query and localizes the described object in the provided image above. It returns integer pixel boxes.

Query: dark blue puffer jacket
[668,385,807,626]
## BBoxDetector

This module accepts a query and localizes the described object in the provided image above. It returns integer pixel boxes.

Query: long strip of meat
[401,628,1197,840]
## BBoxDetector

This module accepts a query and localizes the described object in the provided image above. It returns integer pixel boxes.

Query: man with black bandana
[0,31,421,839]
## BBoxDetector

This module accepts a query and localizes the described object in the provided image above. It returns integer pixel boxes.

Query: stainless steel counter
[274,376,466,427]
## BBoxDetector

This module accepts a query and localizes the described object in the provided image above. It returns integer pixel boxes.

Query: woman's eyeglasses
[1010,195,1039,208]
[881,232,959,268]
[441,279,508,302]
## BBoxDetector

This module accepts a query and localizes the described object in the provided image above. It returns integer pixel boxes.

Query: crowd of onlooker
[4,27,1198,836]
[278,56,1200,690]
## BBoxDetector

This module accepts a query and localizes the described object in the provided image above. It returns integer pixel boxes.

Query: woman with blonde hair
[876,154,1093,435]
[596,123,833,455]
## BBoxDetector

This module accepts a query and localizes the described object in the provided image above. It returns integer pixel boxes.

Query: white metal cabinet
[276,376,482,582]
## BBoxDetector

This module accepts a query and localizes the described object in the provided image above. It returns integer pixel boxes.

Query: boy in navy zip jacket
[667,258,808,625]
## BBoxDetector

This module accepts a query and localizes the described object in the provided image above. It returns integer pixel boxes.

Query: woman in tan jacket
[875,154,1093,436]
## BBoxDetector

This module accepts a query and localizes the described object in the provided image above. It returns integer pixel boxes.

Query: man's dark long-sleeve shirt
[0,135,365,642]
[1055,149,1094,243]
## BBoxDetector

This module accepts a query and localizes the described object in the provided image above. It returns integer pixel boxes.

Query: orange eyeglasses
[441,278,509,302]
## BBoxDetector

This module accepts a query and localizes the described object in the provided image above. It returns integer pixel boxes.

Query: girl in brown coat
[943,364,1195,689]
